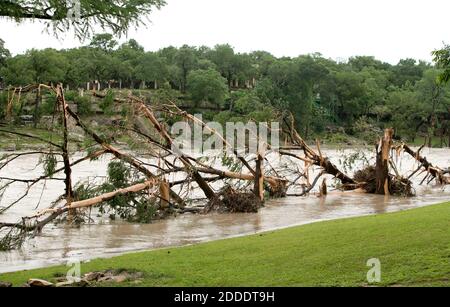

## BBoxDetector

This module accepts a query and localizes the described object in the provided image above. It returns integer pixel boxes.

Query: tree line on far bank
[0,34,449,145]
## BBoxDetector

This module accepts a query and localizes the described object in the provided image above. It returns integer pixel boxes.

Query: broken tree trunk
[376,128,394,195]
[159,180,170,209]
[254,153,265,202]
[66,179,157,210]
[137,102,217,200]
[167,102,257,177]
[64,103,186,208]
[164,104,287,196]
[56,85,75,219]
[320,178,328,197]
[33,86,42,128]
[56,85,74,203]
[0,179,158,233]
[282,113,357,186]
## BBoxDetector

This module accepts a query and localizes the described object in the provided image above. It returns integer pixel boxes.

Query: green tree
[348,56,390,72]
[386,87,421,141]
[113,40,145,88]
[135,52,168,88]
[0,38,10,67]
[28,49,68,84]
[89,33,118,53]
[433,45,450,84]
[1,54,34,85]
[1,49,68,85]
[175,45,198,92]
[0,38,11,84]
[0,0,166,38]
[187,69,229,108]
[333,71,366,124]
[71,47,113,84]
[250,51,276,78]
[264,55,329,136]
[415,69,450,146]
[207,44,236,86]
[64,47,93,87]
[390,58,428,87]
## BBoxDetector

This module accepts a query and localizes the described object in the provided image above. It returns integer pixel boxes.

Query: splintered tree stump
[159,180,170,209]
[376,128,394,195]
[254,153,265,202]
[319,178,327,197]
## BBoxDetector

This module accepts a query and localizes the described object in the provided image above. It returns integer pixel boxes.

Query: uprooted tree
[0,83,449,250]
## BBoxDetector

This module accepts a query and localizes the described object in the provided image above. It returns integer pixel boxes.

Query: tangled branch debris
[0,84,448,250]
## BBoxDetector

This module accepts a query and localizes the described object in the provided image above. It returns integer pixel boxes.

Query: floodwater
[0,147,449,273]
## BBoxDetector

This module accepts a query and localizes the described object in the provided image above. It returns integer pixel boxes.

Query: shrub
[99,90,115,115]
[75,95,93,116]
[0,92,7,119]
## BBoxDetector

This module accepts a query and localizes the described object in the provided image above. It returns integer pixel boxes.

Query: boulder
[27,279,54,287]
[84,272,105,282]
[113,275,128,283]
[56,279,89,288]
[0,281,12,288]
[98,276,114,283]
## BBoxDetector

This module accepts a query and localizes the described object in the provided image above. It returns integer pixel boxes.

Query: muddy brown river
[0,148,449,273]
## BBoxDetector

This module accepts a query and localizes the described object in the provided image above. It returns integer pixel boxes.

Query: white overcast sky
[0,0,449,64]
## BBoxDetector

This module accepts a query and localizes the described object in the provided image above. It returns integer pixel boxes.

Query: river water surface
[0,147,449,273]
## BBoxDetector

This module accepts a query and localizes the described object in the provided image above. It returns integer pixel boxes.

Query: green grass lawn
[1,202,450,287]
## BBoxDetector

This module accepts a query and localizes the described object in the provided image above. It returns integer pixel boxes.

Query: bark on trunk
[64,104,186,207]
[254,153,265,201]
[33,86,41,128]
[402,144,449,184]
[159,180,170,209]
[67,180,156,210]
[137,103,217,200]
[376,128,394,195]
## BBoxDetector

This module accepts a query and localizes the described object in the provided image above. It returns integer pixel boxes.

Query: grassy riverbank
[1,202,450,287]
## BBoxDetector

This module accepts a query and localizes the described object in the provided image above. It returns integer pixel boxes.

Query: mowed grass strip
[1,202,450,287]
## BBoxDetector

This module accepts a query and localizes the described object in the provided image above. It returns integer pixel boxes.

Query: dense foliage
[0,35,449,144]
[0,0,166,38]
[433,45,450,84]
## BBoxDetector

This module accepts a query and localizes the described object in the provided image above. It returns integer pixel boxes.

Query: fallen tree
[399,144,450,185]
[0,85,448,250]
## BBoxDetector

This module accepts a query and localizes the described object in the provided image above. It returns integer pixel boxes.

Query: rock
[84,272,105,282]
[19,115,34,124]
[98,276,114,283]
[56,281,75,288]
[56,279,90,288]
[0,281,12,288]
[3,145,16,152]
[75,279,90,287]
[132,272,144,279]
[82,270,144,284]
[113,275,128,283]
[54,277,68,283]
[27,279,54,287]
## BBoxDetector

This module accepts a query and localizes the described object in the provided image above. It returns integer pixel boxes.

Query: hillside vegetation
[1,36,449,146]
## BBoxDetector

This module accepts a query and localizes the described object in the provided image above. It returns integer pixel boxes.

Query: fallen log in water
[64,101,187,208]
[281,113,357,187]
[400,144,450,185]
[1,84,448,250]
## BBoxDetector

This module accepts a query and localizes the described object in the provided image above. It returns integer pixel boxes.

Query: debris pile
[204,186,263,213]
[0,83,448,250]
